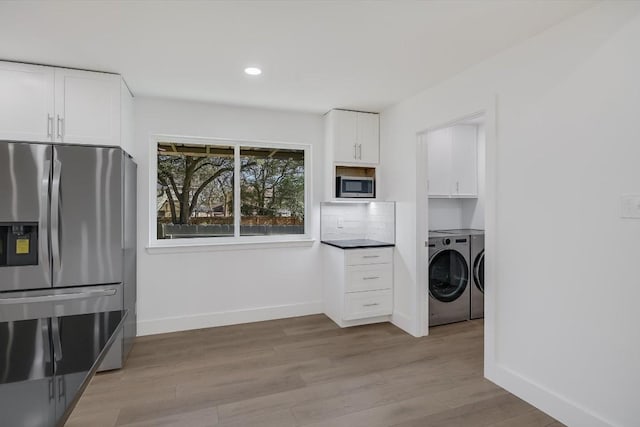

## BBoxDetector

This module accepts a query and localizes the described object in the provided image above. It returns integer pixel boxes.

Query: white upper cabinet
[327,109,379,164]
[427,125,478,198]
[450,125,478,196]
[426,127,453,197]
[0,62,55,142]
[54,69,121,146]
[0,61,127,148]
[356,112,379,164]
[331,109,358,163]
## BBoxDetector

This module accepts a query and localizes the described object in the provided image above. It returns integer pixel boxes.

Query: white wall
[133,97,325,335]
[320,201,395,243]
[380,2,640,426]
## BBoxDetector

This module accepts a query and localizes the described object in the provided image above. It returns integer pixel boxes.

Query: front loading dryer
[470,233,485,319]
[428,232,471,326]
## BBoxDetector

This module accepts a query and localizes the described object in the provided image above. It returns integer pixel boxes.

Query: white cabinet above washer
[427,125,478,198]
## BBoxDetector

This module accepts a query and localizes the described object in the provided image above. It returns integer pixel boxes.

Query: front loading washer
[428,231,471,326]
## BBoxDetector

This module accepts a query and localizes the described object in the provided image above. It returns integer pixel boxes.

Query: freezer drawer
[0,284,123,322]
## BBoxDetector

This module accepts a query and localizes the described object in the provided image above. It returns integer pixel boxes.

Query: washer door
[473,250,485,293]
[429,249,469,302]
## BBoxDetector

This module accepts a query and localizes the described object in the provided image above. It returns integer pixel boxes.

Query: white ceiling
[0,1,595,113]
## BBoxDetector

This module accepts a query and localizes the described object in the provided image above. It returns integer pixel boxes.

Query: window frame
[148,134,313,250]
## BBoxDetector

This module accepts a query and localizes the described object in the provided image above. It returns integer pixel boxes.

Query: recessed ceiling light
[244,67,262,76]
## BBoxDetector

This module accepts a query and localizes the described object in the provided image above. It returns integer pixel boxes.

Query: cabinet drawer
[345,248,392,266]
[346,264,392,292]
[343,289,392,320]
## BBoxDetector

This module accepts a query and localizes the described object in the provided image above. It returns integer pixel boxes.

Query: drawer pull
[363,303,380,307]
[363,255,380,258]
[362,276,380,280]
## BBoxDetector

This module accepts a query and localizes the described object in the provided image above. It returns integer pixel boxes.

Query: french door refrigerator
[0,141,136,371]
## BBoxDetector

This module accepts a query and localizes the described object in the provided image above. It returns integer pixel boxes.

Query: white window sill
[146,237,316,254]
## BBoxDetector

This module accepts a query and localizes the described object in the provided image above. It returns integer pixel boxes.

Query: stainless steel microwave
[336,176,375,198]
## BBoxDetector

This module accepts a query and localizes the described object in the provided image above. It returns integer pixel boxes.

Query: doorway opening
[416,111,488,338]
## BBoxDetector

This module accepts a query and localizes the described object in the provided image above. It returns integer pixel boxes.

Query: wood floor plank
[67,316,564,427]
[391,393,535,427]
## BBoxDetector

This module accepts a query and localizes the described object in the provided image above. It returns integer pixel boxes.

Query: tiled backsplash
[321,201,395,243]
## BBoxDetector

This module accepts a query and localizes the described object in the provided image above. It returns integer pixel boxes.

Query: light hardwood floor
[67,316,563,427]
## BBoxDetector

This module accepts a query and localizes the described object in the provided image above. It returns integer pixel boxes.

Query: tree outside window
[156,141,305,240]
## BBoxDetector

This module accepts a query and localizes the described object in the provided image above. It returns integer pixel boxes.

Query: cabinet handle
[363,276,380,280]
[363,303,380,307]
[47,114,53,137]
[353,143,357,159]
[363,255,380,258]
[56,115,63,138]
[456,181,460,193]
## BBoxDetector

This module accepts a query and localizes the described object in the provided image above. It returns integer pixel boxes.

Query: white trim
[136,301,323,336]
[146,238,315,254]
[149,133,312,248]
[233,144,241,237]
[390,311,417,337]
[487,364,615,427]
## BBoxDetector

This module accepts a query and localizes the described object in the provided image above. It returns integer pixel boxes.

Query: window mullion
[233,144,241,238]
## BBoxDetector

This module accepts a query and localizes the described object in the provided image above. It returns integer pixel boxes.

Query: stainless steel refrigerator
[0,142,136,370]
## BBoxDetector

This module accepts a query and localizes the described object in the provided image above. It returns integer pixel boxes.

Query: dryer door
[429,249,469,302]
[473,250,485,293]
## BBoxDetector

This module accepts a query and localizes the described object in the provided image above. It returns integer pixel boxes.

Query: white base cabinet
[323,246,393,327]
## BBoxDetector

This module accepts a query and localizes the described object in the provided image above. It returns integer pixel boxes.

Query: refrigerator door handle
[51,159,62,274]
[42,318,52,365]
[51,317,63,363]
[40,160,51,283]
[0,289,117,305]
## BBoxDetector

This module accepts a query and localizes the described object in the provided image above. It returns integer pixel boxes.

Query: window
[240,147,305,236]
[152,136,309,246]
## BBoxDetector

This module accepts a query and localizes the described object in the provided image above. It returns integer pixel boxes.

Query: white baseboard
[486,362,615,427]
[137,301,323,336]
[391,311,419,336]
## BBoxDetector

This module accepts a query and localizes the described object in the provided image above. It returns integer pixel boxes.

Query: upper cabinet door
[331,109,359,163]
[357,112,379,164]
[427,127,453,197]
[0,62,54,142]
[451,125,478,196]
[54,69,121,146]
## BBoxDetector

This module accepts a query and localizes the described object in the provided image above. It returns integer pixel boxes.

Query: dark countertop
[0,310,127,427]
[321,239,395,249]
